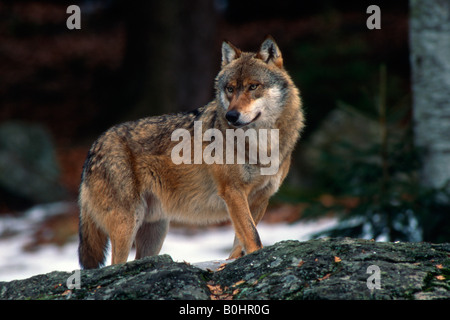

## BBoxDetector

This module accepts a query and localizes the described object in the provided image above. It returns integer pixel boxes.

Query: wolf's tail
[78,208,108,269]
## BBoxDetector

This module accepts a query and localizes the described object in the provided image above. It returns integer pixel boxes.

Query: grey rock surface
[1,238,449,300]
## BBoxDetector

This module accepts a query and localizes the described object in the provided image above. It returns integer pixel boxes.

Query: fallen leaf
[207,284,223,295]
[435,275,445,281]
[61,290,72,296]
[297,260,304,267]
[207,280,233,300]
[232,289,240,295]
[208,282,235,300]
[318,273,331,281]
[435,264,443,269]
[217,263,227,271]
[232,280,245,287]
[334,256,342,263]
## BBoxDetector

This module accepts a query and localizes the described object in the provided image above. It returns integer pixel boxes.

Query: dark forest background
[1,0,448,246]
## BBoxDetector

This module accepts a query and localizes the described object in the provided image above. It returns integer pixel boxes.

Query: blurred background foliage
[0,0,448,244]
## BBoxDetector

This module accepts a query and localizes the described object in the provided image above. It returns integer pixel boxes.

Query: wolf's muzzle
[225,110,240,124]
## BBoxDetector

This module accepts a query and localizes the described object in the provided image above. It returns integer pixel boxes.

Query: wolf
[78,36,304,269]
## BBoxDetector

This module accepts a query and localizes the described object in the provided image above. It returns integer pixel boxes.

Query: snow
[0,202,338,282]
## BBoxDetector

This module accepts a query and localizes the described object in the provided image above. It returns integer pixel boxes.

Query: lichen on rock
[0,238,449,300]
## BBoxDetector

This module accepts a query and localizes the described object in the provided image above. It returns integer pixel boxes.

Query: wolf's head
[215,36,293,128]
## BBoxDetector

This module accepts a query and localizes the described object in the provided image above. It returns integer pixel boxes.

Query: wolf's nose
[226,110,240,124]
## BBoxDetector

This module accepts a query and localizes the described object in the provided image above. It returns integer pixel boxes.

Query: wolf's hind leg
[135,219,169,259]
[109,211,138,265]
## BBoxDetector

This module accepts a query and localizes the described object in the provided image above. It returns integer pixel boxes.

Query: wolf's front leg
[220,189,262,258]
[228,197,269,259]
[229,236,245,259]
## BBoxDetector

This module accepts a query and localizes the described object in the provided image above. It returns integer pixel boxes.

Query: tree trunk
[119,0,217,120]
[410,0,450,195]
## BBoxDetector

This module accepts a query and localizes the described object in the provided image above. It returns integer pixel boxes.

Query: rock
[213,238,450,300]
[0,238,449,300]
[0,121,65,205]
[0,255,210,300]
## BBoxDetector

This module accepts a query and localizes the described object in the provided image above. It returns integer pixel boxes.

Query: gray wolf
[78,36,304,269]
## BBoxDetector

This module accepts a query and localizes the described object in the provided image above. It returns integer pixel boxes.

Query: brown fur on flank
[78,36,304,269]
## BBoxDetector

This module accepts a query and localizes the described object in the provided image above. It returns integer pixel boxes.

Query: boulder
[0,121,65,205]
[0,238,449,300]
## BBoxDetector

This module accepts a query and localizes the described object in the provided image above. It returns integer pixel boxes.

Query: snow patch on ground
[0,202,337,282]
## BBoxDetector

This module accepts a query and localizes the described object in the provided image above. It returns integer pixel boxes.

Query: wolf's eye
[226,86,234,93]
[249,84,259,91]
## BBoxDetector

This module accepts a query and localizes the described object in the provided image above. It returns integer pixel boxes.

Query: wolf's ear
[222,41,241,67]
[257,36,283,69]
